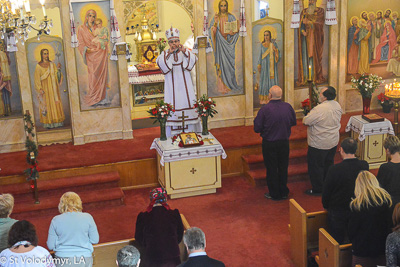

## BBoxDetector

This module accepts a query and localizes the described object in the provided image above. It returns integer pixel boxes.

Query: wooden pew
[315,228,352,267]
[91,213,190,267]
[289,199,328,267]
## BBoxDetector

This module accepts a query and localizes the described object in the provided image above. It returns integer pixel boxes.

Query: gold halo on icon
[80,3,108,28]
[258,26,277,42]
[360,10,368,20]
[349,16,359,26]
[303,0,323,8]
[34,44,55,62]
[213,0,234,15]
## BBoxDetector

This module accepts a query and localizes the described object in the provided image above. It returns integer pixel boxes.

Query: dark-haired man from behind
[322,137,369,244]
[303,86,343,195]
[178,227,225,267]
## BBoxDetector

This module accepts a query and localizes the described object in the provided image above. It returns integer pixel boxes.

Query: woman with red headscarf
[77,9,109,107]
[135,188,184,267]
[373,21,397,63]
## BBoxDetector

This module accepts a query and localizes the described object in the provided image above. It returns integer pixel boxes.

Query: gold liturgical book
[362,114,384,123]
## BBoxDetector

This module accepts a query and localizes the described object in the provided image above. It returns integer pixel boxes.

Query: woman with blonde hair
[47,192,99,267]
[0,194,17,252]
[348,171,392,267]
[378,135,400,206]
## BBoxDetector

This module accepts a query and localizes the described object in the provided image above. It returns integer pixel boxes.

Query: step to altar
[242,148,341,186]
[1,171,125,218]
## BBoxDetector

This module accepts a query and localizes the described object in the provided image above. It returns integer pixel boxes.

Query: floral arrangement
[301,98,311,115]
[194,94,218,118]
[157,38,167,52]
[377,92,391,106]
[171,133,204,147]
[351,74,383,98]
[300,83,319,116]
[147,100,174,123]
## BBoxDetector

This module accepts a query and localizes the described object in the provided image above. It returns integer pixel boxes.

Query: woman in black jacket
[348,171,392,267]
[135,187,184,267]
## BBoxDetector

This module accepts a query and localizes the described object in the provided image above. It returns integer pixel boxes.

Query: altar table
[150,133,227,199]
[345,115,395,168]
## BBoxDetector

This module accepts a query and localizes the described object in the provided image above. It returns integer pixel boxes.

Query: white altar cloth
[345,115,394,141]
[150,133,227,166]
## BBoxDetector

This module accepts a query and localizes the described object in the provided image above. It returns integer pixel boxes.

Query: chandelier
[0,0,52,46]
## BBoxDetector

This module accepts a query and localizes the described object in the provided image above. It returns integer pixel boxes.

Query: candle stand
[385,81,400,136]
[388,96,400,136]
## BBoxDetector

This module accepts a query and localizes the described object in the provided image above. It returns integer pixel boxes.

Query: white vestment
[183,35,197,93]
[157,49,200,137]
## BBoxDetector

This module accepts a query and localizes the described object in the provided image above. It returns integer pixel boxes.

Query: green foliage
[23,111,39,181]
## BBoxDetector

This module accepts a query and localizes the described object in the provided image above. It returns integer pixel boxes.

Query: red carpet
[0,109,394,177]
[16,176,323,267]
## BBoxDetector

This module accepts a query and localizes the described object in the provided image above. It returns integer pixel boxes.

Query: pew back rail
[289,199,328,267]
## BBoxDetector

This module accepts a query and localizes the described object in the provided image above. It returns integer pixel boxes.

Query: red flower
[377,93,389,102]
[301,98,310,108]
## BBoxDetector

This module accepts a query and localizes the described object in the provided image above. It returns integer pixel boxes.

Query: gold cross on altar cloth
[203,138,214,144]
[178,111,189,133]
[190,168,197,174]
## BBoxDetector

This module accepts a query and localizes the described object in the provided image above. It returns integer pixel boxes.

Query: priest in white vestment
[157,27,200,137]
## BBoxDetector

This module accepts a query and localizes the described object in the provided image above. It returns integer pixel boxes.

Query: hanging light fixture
[0,0,52,44]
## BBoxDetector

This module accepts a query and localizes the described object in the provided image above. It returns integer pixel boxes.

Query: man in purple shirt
[254,86,297,200]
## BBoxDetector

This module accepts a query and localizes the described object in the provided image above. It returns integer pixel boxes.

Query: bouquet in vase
[147,100,174,123]
[194,95,218,118]
[351,74,383,98]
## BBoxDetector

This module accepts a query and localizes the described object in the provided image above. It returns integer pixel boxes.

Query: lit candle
[11,2,16,14]
[39,0,46,17]
[24,0,30,13]
[308,64,312,80]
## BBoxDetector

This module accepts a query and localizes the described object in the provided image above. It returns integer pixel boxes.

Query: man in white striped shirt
[303,86,343,195]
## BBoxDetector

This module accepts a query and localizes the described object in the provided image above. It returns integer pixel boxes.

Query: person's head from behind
[0,194,14,218]
[183,227,206,253]
[268,85,282,100]
[320,86,336,102]
[340,137,358,156]
[146,187,170,212]
[350,171,392,211]
[383,135,400,156]
[8,220,38,247]
[116,245,140,267]
[392,203,400,232]
[58,192,83,214]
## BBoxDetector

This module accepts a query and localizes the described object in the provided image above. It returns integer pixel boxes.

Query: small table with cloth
[150,133,226,199]
[345,115,395,168]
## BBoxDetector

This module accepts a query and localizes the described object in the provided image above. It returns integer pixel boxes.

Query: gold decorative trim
[123,0,193,24]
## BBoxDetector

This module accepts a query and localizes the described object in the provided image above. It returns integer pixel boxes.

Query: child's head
[94,18,102,28]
